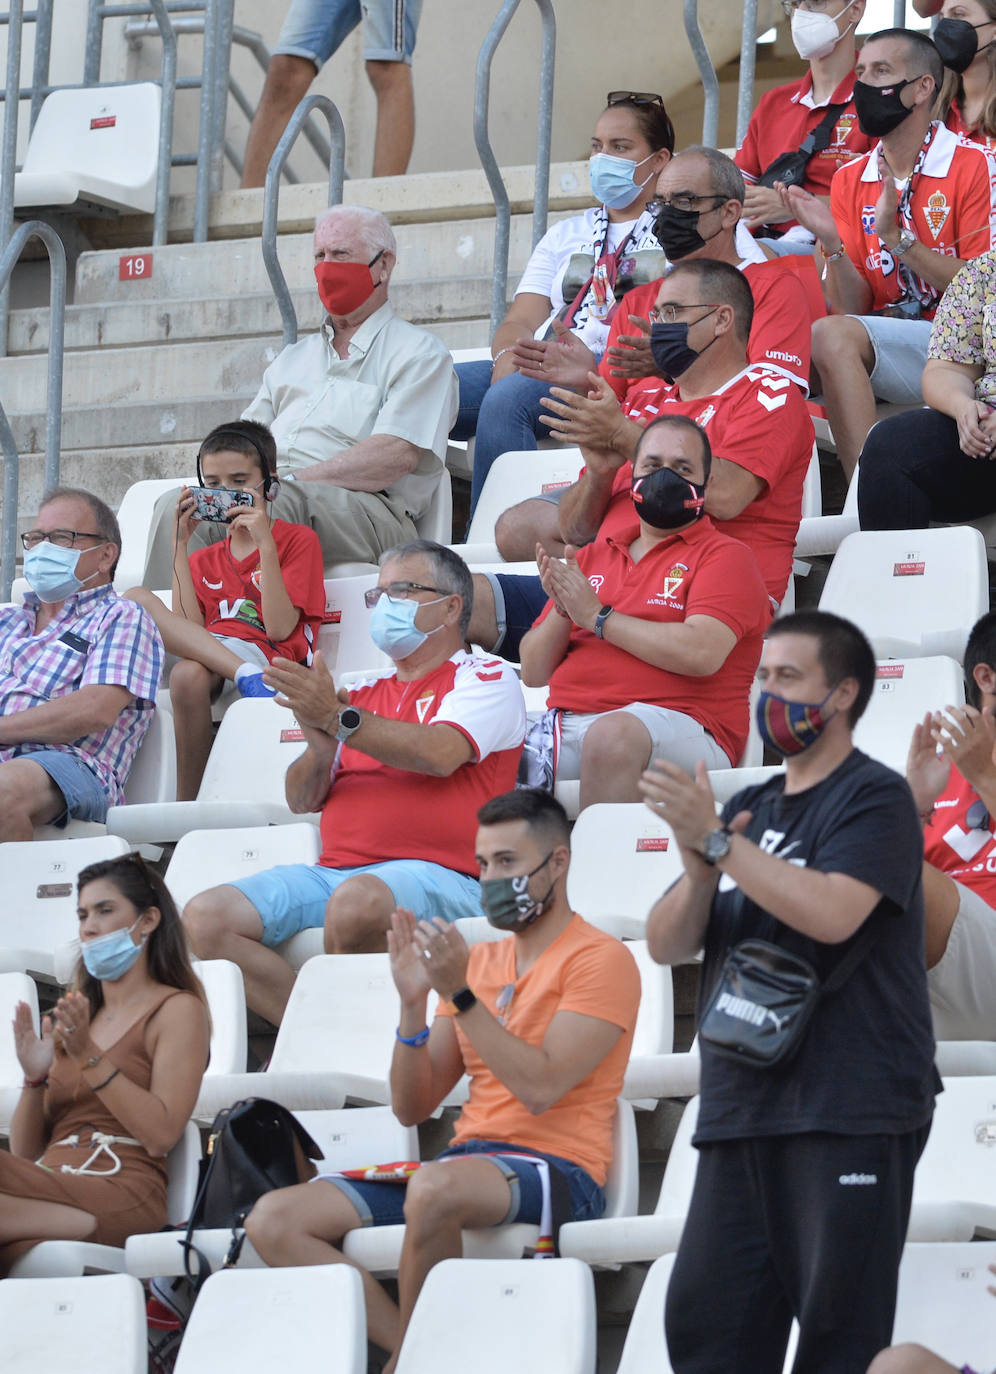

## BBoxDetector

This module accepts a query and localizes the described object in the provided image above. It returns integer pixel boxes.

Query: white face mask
[791,0,857,62]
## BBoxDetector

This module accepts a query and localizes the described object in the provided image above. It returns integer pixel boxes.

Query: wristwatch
[451,986,477,1015]
[699,827,733,866]
[335,706,362,743]
[593,605,615,639]
[893,227,917,257]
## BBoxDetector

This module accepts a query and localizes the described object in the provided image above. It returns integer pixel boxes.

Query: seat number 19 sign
[119,253,152,281]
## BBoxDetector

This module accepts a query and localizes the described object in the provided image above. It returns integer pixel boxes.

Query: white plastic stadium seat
[566,804,687,940]
[8,1120,200,1278]
[317,572,394,678]
[0,1272,147,1372]
[0,971,38,1134]
[890,1241,996,1369]
[853,656,965,776]
[799,444,822,521]
[0,834,130,979]
[343,1099,638,1277]
[126,1105,417,1279]
[819,526,988,661]
[616,1253,679,1374]
[559,1095,699,1265]
[13,84,161,217]
[173,1265,365,1374]
[452,447,585,562]
[708,765,784,806]
[793,462,859,560]
[105,698,317,844]
[907,1075,996,1241]
[396,1258,596,1374]
[113,476,195,594]
[192,958,248,1078]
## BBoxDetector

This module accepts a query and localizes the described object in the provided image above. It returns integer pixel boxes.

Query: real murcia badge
[923,191,950,241]
[415,693,435,724]
[661,561,689,599]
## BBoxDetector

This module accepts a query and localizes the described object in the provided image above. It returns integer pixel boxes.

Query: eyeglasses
[647,193,726,217]
[607,91,665,108]
[363,581,448,608]
[496,983,516,1027]
[780,0,832,15]
[20,528,103,551]
[649,302,720,325]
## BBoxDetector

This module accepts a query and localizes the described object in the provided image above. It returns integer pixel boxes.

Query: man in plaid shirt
[0,487,163,839]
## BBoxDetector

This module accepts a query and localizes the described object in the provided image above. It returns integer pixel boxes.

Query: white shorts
[555,703,730,780]
[851,315,933,405]
[927,880,996,1041]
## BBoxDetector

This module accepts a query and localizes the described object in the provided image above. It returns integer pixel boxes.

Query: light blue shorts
[852,315,932,405]
[276,0,422,66]
[18,749,109,826]
[228,859,481,947]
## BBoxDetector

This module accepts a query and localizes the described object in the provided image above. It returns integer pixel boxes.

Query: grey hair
[39,485,121,577]
[678,145,746,206]
[314,204,397,259]
[381,539,474,637]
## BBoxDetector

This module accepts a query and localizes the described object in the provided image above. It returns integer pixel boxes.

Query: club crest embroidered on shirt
[695,403,716,428]
[660,561,689,600]
[415,692,435,724]
[830,114,854,151]
[923,191,950,241]
[251,569,263,591]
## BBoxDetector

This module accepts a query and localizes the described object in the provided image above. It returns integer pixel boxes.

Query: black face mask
[652,203,720,260]
[632,465,706,531]
[649,313,718,382]
[852,78,917,138]
[933,16,992,73]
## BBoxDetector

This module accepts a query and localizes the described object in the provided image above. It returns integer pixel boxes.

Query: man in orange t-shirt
[246,788,641,1365]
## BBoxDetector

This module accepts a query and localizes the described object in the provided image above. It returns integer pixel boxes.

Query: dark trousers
[665,1126,930,1374]
[858,407,996,529]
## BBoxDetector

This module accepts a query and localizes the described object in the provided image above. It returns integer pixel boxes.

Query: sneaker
[234,665,276,698]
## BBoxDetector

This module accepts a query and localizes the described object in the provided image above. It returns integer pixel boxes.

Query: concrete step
[63,161,591,251]
[6,443,195,535]
[73,209,569,307]
[8,279,493,355]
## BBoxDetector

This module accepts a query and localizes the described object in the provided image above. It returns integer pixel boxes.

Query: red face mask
[314,250,385,316]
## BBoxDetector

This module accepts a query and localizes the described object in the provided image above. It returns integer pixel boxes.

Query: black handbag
[699,922,880,1069]
[181,1097,324,1285]
[756,102,848,190]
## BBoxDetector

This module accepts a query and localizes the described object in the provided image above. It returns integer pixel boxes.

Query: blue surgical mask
[368,594,446,661]
[23,540,104,604]
[588,151,658,210]
[81,917,145,982]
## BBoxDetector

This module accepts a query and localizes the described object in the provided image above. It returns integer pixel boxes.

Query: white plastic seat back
[15,84,161,216]
[853,656,965,775]
[318,573,392,678]
[192,958,248,1078]
[708,765,784,807]
[122,706,177,805]
[396,1257,596,1374]
[617,1253,679,1374]
[0,972,38,1133]
[0,835,130,978]
[298,1104,419,1171]
[890,1241,996,1368]
[909,1076,996,1238]
[0,1272,147,1371]
[165,823,321,913]
[113,477,193,593]
[794,460,859,560]
[819,527,988,661]
[415,466,454,544]
[174,1264,365,1374]
[461,447,585,547]
[628,940,675,1059]
[800,444,822,521]
[567,804,687,939]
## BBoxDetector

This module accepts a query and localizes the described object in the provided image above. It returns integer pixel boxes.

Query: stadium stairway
[0,161,592,539]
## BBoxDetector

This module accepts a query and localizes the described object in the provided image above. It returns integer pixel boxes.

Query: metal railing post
[684,0,720,148]
[29,0,53,132]
[0,220,66,600]
[0,0,24,359]
[474,0,557,338]
[210,0,233,193]
[736,0,759,150]
[261,95,346,348]
[84,0,103,84]
[193,0,219,242]
[146,0,177,246]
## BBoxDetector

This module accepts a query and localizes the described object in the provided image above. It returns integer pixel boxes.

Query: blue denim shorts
[19,749,109,826]
[852,314,932,405]
[316,1139,605,1227]
[228,859,482,947]
[276,0,422,66]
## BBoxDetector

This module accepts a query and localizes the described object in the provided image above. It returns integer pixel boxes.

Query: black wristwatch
[700,826,733,866]
[335,706,362,742]
[451,986,477,1015]
[593,605,615,639]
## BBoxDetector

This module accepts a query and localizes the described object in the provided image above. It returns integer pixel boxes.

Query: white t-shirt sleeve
[432,655,526,761]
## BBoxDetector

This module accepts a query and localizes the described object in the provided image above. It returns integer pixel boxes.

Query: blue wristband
[395,1025,430,1048]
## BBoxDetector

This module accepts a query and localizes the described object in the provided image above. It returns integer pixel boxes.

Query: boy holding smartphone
[126,420,326,799]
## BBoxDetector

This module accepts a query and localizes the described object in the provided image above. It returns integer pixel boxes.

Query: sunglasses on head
[607,90,665,108]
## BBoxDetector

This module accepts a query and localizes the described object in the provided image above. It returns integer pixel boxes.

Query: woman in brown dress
[1,853,210,1273]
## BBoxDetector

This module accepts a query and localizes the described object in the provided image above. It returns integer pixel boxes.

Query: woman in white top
[453,92,674,515]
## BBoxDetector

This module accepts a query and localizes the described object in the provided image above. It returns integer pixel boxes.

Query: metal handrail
[0,221,66,600]
[473,0,556,338]
[261,94,346,349]
[736,0,760,150]
[684,0,719,148]
[0,0,25,356]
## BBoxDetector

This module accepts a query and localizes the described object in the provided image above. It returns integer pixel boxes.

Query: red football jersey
[924,763,996,905]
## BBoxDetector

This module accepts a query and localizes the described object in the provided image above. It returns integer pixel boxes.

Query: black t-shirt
[695,748,938,1143]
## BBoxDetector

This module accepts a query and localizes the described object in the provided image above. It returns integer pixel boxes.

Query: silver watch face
[702,828,731,863]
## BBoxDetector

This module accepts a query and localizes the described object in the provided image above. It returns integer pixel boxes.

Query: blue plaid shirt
[0,584,163,804]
